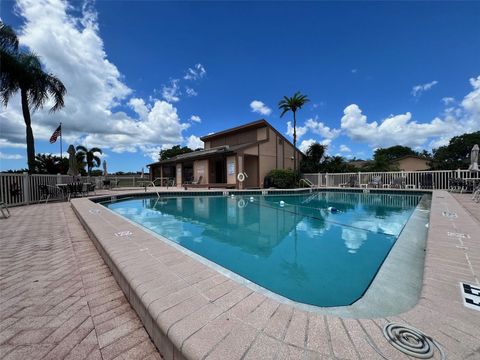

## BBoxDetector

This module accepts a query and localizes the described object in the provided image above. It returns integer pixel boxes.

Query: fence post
[358,172,361,186]
[57,173,62,185]
[326,173,329,187]
[22,172,30,205]
[318,173,321,187]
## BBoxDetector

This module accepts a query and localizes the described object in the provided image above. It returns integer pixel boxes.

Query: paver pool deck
[1,189,479,359]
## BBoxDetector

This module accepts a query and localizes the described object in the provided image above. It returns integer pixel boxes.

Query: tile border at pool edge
[94,192,430,318]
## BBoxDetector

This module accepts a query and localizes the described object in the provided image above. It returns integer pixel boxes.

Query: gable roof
[200,119,303,154]
[146,142,260,166]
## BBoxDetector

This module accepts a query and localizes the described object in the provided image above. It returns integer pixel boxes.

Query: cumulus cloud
[299,139,316,153]
[0,0,192,158]
[186,135,203,150]
[0,152,23,160]
[250,100,272,116]
[161,79,181,103]
[341,76,480,149]
[184,63,206,80]
[411,80,438,97]
[190,115,201,123]
[286,118,340,144]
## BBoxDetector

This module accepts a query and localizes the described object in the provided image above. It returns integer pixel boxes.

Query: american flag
[49,124,61,144]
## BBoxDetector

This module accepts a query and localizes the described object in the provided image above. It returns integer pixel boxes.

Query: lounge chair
[183,176,203,190]
[38,184,62,203]
[0,202,10,218]
[419,173,434,189]
[390,177,406,189]
[368,176,382,188]
[340,176,358,188]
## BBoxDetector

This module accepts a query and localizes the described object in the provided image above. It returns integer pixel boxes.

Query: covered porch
[148,145,260,189]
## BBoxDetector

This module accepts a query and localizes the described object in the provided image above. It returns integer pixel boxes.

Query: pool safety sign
[460,282,480,311]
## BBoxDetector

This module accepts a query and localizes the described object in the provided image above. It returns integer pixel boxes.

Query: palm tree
[0,22,66,173]
[75,146,102,176]
[278,91,310,173]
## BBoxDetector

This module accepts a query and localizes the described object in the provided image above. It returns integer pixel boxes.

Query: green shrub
[268,169,296,189]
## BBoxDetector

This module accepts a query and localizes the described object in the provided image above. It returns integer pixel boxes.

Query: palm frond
[0,22,19,52]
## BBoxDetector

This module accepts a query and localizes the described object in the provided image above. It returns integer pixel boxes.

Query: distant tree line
[300,131,480,173]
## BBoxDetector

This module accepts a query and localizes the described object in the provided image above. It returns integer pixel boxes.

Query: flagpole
[60,122,62,160]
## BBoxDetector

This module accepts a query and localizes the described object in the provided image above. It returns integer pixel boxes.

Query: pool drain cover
[383,323,444,359]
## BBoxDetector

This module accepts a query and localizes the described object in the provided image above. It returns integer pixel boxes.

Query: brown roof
[147,142,260,167]
[200,119,304,155]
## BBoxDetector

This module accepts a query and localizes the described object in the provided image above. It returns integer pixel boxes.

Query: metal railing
[302,169,478,190]
[0,173,148,206]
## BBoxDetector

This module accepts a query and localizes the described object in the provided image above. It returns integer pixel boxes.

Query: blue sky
[1,0,479,172]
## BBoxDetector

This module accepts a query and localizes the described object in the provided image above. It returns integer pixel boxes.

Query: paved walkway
[0,203,161,360]
[452,192,480,224]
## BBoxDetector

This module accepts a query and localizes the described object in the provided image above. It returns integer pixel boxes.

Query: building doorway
[244,155,259,188]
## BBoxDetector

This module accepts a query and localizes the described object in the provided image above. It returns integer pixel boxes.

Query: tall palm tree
[0,22,66,173]
[278,91,309,173]
[75,146,102,176]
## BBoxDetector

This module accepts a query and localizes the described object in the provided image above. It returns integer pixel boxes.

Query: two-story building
[147,119,304,189]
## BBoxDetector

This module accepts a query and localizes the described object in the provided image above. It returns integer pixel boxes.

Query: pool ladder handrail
[144,180,161,198]
[299,178,316,188]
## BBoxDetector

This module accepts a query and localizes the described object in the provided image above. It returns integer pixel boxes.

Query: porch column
[176,163,182,187]
[237,155,244,190]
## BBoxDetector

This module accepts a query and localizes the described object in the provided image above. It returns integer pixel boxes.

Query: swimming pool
[102,191,424,307]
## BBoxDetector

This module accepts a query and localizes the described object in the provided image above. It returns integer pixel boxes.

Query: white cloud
[186,135,203,150]
[299,139,316,153]
[161,79,181,103]
[184,63,206,80]
[341,76,480,149]
[190,115,201,123]
[286,118,340,144]
[0,0,192,158]
[411,80,438,97]
[250,100,272,116]
[185,87,198,97]
[128,98,150,119]
[286,121,308,140]
[0,152,23,160]
[339,144,351,153]
[304,118,340,139]
[351,69,358,74]
[442,97,455,105]
[0,139,27,149]
[298,138,331,153]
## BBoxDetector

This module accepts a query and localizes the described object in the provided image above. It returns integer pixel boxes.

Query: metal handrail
[299,178,315,188]
[144,181,161,198]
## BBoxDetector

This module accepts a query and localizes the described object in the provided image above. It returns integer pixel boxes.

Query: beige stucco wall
[226,156,236,184]
[257,127,268,141]
[193,160,208,183]
[395,158,430,171]
[244,155,259,187]
[210,128,258,148]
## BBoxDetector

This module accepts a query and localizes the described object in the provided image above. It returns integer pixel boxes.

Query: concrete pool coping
[71,189,480,360]
[90,190,430,318]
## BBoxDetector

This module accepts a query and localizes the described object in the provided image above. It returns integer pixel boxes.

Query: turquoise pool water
[102,191,422,307]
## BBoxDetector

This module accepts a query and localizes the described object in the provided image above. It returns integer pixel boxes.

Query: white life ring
[237,173,246,182]
[238,199,247,208]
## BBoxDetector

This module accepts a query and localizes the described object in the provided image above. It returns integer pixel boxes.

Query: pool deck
[1,189,479,359]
